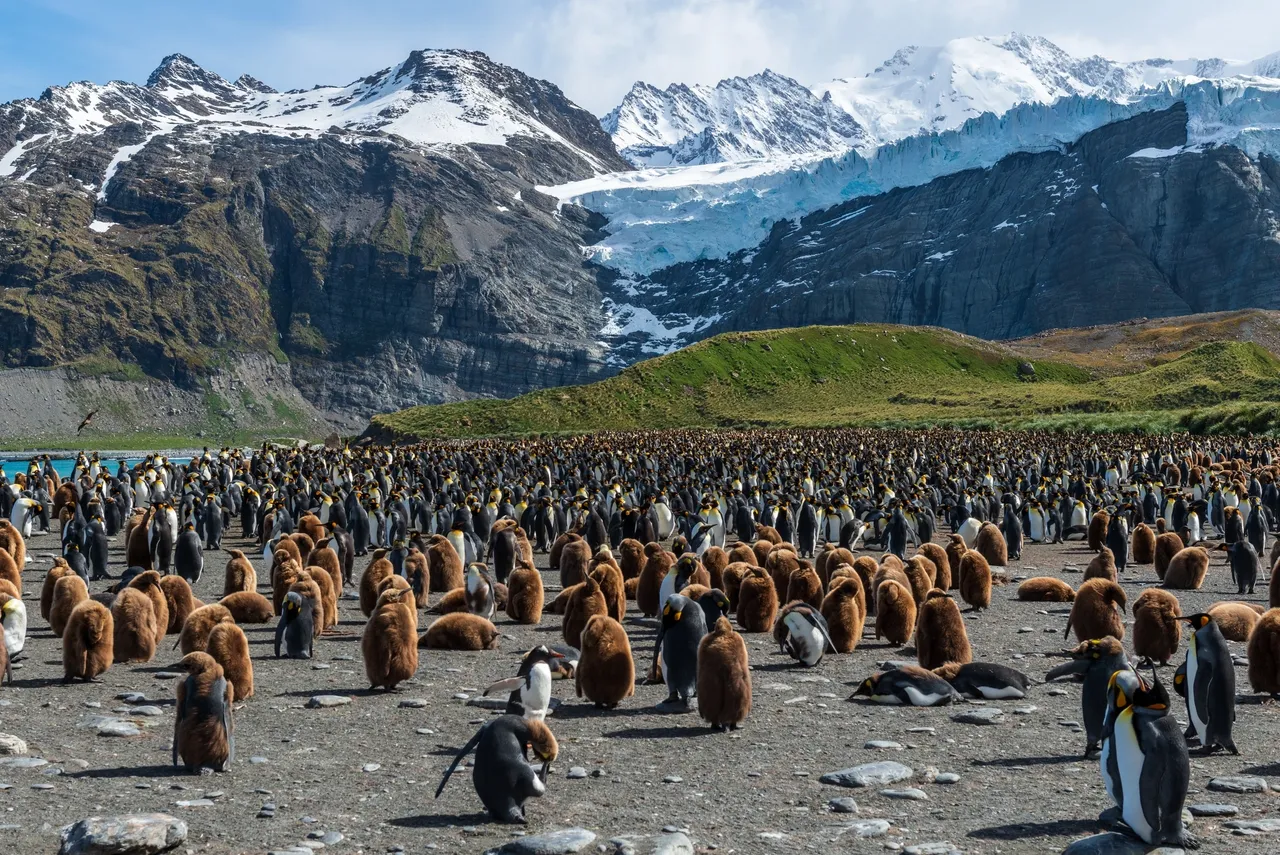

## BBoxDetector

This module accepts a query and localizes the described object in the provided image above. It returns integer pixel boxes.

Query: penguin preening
[774,602,836,667]
[435,715,557,824]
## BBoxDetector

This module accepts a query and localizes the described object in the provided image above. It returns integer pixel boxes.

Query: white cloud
[3,0,1278,116]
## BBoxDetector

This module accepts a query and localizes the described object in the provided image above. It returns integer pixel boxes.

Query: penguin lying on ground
[933,661,1031,699]
[435,714,558,824]
[851,665,960,706]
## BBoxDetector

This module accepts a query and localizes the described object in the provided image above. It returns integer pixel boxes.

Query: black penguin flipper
[173,676,190,767]
[1147,715,1194,846]
[1045,659,1091,682]
[435,723,486,798]
[213,675,234,767]
[804,608,837,654]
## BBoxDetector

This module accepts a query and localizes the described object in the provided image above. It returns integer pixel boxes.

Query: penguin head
[1179,613,1214,631]
[525,719,559,763]
[852,675,877,697]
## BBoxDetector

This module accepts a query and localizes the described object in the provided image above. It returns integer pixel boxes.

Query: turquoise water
[0,457,192,479]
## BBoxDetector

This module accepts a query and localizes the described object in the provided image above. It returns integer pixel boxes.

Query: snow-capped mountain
[603,33,1280,168]
[0,50,630,427]
[602,70,867,167]
[0,48,627,191]
[818,33,1280,146]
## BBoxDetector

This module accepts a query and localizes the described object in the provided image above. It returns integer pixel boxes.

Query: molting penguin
[851,665,960,706]
[434,715,558,824]
[172,651,235,773]
[1045,636,1132,757]
[464,562,497,620]
[1180,613,1238,755]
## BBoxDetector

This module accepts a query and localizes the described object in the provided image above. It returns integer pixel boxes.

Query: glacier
[544,79,1280,276]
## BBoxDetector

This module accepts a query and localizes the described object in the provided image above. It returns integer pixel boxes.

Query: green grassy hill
[370,323,1280,440]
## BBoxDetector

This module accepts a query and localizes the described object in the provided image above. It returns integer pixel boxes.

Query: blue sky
[1,0,1276,114]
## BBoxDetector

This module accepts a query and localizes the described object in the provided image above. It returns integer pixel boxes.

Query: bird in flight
[77,410,98,435]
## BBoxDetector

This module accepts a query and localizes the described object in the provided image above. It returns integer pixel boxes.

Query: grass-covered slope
[371,321,1280,439]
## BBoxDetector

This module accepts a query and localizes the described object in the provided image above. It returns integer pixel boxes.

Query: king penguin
[1180,613,1238,755]
[1103,670,1198,849]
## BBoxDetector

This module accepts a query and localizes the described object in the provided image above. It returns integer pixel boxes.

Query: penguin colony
[3,433,1280,850]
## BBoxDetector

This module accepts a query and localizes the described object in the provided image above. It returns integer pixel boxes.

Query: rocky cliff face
[600,103,1280,363]
[0,50,627,433]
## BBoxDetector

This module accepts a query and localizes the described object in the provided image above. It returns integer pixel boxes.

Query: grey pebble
[487,827,597,854]
[821,761,914,789]
[1209,776,1269,794]
[829,797,859,813]
[361,763,380,773]
[566,767,588,779]
[662,775,682,783]
[879,788,928,801]
[933,773,961,784]
[840,819,890,838]
[1189,803,1239,817]
[398,699,428,709]
[306,696,351,709]
[864,740,904,751]
[950,708,1003,725]
[1225,818,1280,832]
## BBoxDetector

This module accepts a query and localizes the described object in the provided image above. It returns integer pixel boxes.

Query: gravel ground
[1,528,1277,855]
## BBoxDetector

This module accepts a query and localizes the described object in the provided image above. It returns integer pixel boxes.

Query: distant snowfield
[547,77,1280,276]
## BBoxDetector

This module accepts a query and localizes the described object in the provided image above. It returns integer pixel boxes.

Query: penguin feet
[1096,806,1124,830]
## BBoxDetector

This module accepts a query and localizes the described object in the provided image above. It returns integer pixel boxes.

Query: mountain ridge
[602,33,1280,168]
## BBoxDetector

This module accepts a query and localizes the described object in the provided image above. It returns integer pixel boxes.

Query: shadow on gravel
[603,724,717,739]
[967,818,1098,839]
[9,677,70,689]
[69,764,180,780]
[551,703,656,720]
[1241,761,1280,776]
[386,812,490,828]
[971,755,1082,768]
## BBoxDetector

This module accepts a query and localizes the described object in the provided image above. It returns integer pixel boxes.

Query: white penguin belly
[977,685,1025,700]
[1186,642,1207,741]
[902,685,946,707]
[959,518,981,548]
[3,610,24,656]
[1028,514,1045,542]
[522,664,552,721]
[1115,710,1155,842]
[1100,738,1117,805]
[793,625,823,666]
